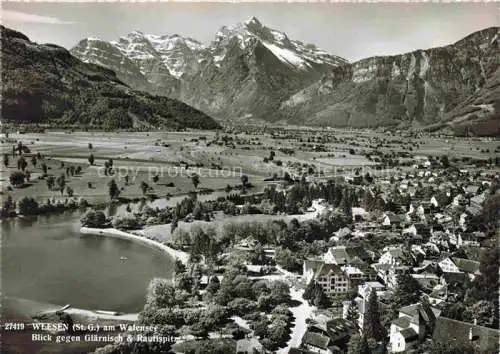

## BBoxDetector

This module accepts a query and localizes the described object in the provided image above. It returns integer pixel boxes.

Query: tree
[56,174,66,194]
[359,335,370,354]
[303,280,320,302]
[108,179,120,200]
[268,318,289,344]
[392,272,422,307]
[145,278,177,310]
[3,154,9,167]
[31,155,37,167]
[192,202,203,220]
[313,286,330,309]
[66,187,74,197]
[17,156,27,171]
[274,247,296,270]
[140,181,149,195]
[347,334,361,354]
[241,174,249,187]
[41,163,48,176]
[252,317,268,338]
[346,299,359,324]
[46,176,55,190]
[176,273,194,293]
[339,187,353,220]
[205,276,221,296]
[191,174,200,189]
[227,298,257,316]
[363,291,386,342]
[170,217,179,234]
[269,280,291,304]
[80,210,107,228]
[441,155,450,168]
[88,143,93,150]
[88,154,95,165]
[1,195,15,217]
[18,197,39,215]
[9,171,25,187]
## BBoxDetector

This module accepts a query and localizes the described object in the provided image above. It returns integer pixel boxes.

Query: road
[278,287,315,354]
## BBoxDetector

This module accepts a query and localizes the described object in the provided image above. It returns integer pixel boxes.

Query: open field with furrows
[1,129,498,205]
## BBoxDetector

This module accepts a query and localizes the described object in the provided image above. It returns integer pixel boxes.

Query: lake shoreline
[80,226,190,265]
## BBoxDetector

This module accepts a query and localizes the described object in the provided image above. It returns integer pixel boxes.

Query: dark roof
[314,263,344,278]
[399,328,419,341]
[326,318,357,342]
[399,303,436,325]
[441,272,468,284]
[451,257,480,274]
[289,348,314,354]
[236,337,263,353]
[304,259,324,272]
[301,330,331,349]
[392,316,411,329]
[433,317,500,352]
[326,246,371,264]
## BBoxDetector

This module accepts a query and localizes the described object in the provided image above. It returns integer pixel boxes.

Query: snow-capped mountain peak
[211,17,346,69]
[77,29,206,79]
[244,16,262,26]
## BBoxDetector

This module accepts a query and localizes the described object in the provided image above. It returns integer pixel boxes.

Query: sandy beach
[80,227,190,265]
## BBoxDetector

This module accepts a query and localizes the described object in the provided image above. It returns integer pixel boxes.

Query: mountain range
[72,17,349,126]
[3,18,499,135]
[71,18,499,135]
[1,25,220,131]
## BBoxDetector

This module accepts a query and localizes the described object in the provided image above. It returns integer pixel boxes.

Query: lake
[2,210,174,313]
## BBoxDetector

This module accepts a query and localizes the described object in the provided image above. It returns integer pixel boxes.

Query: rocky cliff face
[72,17,347,123]
[71,20,498,133]
[71,31,206,98]
[280,27,499,130]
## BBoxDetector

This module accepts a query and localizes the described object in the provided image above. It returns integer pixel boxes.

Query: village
[2,127,499,354]
[87,135,499,354]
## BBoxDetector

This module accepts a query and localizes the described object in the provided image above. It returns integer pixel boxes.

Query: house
[333,227,352,240]
[411,273,440,290]
[437,257,461,273]
[440,272,468,287]
[301,330,333,354]
[352,207,368,221]
[358,281,385,300]
[342,295,391,331]
[437,257,480,280]
[402,224,418,237]
[323,246,371,266]
[430,196,439,208]
[390,328,419,352]
[341,265,366,286]
[312,263,351,298]
[378,246,407,265]
[389,302,437,352]
[303,319,357,353]
[451,257,480,279]
[432,317,500,353]
[381,212,409,228]
[424,285,448,306]
[236,337,265,354]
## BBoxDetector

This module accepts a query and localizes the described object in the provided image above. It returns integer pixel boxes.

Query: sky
[2,2,498,61]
